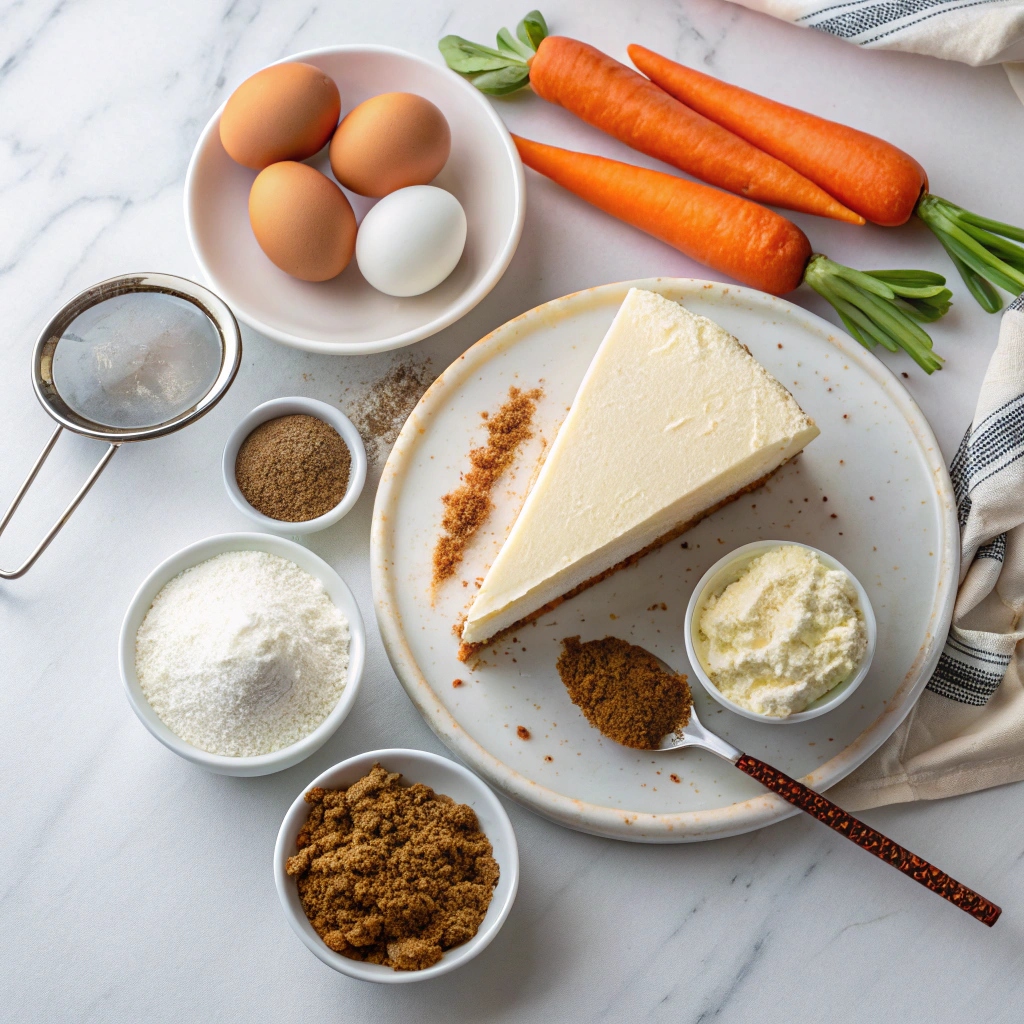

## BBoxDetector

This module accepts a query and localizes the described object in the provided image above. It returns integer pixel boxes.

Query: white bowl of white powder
[120,533,365,775]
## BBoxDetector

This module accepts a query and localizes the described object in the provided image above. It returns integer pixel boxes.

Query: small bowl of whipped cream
[684,540,876,724]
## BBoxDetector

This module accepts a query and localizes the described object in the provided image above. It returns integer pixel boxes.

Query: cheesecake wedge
[460,288,819,651]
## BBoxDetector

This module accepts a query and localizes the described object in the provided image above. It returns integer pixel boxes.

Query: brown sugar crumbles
[285,764,499,971]
[235,414,351,522]
[431,385,543,588]
[556,636,692,749]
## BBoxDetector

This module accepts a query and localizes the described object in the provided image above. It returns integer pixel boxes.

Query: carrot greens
[804,257,949,373]
[439,11,548,95]
[916,195,1024,314]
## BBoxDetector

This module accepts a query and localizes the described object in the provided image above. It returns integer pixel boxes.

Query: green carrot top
[439,10,549,94]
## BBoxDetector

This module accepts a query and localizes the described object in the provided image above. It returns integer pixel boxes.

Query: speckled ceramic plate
[371,279,958,843]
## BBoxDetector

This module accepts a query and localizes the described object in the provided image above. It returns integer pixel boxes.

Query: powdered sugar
[135,550,349,757]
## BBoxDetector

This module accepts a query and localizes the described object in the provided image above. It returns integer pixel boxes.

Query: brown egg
[220,62,340,170]
[248,162,356,281]
[329,92,451,198]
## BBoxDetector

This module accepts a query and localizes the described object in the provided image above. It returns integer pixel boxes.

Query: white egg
[355,185,467,297]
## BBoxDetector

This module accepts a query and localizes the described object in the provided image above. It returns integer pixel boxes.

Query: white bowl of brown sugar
[223,396,366,534]
[274,748,519,982]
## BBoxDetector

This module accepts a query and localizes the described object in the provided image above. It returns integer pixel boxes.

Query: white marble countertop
[3,1,1023,1020]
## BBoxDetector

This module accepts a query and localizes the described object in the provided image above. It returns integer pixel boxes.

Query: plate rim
[183,43,526,356]
[371,278,959,842]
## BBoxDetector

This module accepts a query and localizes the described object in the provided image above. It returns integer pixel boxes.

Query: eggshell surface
[329,92,451,198]
[221,63,341,170]
[355,185,467,297]
[249,162,357,282]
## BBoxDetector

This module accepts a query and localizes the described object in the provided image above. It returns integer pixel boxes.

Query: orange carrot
[513,134,948,373]
[440,25,861,224]
[527,38,862,224]
[513,134,811,295]
[628,44,926,228]
[628,43,1024,310]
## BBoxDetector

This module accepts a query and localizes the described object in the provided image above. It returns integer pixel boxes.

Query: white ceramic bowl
[274,748,519,982]
[184,45,525,354]
[222,397,367,534]
[684,540,877,725]
[119,533,365,775]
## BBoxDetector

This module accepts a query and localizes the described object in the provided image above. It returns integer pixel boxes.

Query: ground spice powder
[556,636,692,749]
[285,764,499,971]
[347,360,435,465]
[235,414,350,522]
[432,385,543,588]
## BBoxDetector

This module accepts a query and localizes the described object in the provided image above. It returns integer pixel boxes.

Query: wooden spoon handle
[735,754,1001,927]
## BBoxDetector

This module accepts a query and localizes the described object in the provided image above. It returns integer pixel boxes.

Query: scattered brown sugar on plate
[285,764,499,972]
[556,636,692,750]
[431,385,543,589]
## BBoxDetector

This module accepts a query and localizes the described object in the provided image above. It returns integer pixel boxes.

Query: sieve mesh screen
[51,291,222,429]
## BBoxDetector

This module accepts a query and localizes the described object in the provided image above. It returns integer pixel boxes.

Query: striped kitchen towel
[725,0,1024,64]
[929,303,1024,705]
[833,295,1024,810]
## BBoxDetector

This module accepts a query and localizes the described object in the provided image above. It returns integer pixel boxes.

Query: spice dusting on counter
[432,385,543,588]
[235,414,351,522]
[286,764,498,971]
[347,359,435,465]
[556,636,691,749]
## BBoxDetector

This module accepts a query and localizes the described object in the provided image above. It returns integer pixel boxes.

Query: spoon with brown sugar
[653,660,1001,927]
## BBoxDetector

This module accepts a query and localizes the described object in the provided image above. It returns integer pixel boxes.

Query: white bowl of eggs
[184,45,525,354]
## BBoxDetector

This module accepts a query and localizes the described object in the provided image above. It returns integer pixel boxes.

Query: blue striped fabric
[926,294,1024,704]
[798,0,1009,46]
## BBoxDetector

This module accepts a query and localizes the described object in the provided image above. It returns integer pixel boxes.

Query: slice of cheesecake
[460,288,819,651]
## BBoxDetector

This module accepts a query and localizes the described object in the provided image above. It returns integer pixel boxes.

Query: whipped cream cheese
[698,544,867,718]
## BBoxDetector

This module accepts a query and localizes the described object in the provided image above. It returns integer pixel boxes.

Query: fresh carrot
[514,134,950,373]
[513,134,810,295]
[629,43,1024,311]
[628,44,925,228]
[439,15,863,224]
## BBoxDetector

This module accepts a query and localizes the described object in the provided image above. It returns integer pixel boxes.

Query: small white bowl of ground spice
[275,748,519,982]
[223,396,366,534]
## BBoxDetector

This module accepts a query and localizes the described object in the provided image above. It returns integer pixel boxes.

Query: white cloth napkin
[726,0,1024,64]
[832,295,1024,810]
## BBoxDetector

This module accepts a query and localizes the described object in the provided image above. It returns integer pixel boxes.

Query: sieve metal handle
[0,426,119,580]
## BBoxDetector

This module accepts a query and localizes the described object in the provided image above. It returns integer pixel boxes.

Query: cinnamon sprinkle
[431,386,543,588]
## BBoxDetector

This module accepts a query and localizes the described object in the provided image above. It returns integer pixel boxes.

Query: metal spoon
[656,681,1001,927]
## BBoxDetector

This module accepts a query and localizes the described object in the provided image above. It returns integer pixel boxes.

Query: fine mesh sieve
[1,273,241,579]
